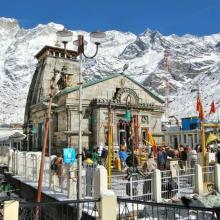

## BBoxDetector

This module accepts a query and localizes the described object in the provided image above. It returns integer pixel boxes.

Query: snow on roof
[0,129,25,141]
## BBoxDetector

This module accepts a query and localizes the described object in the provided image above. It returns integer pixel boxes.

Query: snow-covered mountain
[0,17,220,123]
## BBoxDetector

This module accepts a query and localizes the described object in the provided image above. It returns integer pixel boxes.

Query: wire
[123,71,202,77]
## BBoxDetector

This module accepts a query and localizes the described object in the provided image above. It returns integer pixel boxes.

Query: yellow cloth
[84,158,94,165]
[206,133,218,146]
[147,131,157,149]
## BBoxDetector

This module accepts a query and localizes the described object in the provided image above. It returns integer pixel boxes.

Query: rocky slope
[0,17,220,123]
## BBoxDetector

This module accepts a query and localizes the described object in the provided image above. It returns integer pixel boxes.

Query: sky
[1,0,220,36]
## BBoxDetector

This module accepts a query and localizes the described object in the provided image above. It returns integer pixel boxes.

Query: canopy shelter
[201,123,220,165]
[9,131,26,142]
[206,133,219,146]
[0,129,26,150]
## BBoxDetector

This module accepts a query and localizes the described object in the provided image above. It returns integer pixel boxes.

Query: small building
[164,117,201,148]
[24,46,165,153]
[181,117,200,130]
[0,127,25,152]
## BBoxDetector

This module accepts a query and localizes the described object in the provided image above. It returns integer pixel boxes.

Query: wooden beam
[203,123,220,128]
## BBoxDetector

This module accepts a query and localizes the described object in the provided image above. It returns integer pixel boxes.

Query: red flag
[196,95,201,112]
[196,95,204,120]
[209,100,216,114]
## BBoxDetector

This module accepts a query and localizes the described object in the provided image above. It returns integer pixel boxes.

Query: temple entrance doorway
[118,119,131,149]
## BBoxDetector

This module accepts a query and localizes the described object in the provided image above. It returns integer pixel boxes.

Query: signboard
[63,147,76,164]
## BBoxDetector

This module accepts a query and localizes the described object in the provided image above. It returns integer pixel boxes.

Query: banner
[63,147,76,164]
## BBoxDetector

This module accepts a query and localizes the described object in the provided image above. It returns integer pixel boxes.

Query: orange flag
[209,100,216,114]
[196,95,204,120]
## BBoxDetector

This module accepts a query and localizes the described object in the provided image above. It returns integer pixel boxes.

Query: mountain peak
[33,22,64,31]
[0,17,19,30]
[142,28,161,37]
[0,19,220,123]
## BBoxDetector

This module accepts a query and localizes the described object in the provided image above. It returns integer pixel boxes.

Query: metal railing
[0,202,3,220]
[81,164,97,198]
[161,168,195,200]
[117,198,220,220]
[202,166,215,192]
[10,149,217,202]
[109,174,153,201]
[26,154,38,181]
[18,153,26,178]
[19,199,100,220]
[178,168,195,195]
[161,170,178,200]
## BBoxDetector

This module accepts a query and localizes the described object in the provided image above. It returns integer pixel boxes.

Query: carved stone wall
[25,50,165,152]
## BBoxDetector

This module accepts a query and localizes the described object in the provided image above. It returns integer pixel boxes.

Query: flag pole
[197,89,206,166]
[217,104,220,123]
[201,121,206,166]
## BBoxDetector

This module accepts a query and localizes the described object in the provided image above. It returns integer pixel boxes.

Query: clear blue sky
[1,0,220,36]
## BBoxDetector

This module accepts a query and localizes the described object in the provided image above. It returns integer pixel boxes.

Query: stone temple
[24,46,164,153]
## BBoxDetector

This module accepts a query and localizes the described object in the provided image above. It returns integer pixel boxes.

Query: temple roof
[35,45,78,60]
[55,73,164,104]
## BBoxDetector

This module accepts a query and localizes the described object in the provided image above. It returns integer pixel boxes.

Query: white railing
[161,170,178,200]
[202,165,215,192]
[178,168,195,195]
[17,152,26,177]
[108,174,129,198]
[81,164,97,198]
[26,154,38,181]
[6,150,218,202]
[161,168,195,200]
[108,173,153,201]
[202,166,214,183]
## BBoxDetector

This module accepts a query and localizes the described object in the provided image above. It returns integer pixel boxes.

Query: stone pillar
[12,151,16,174]
[3,200,19,220]
[14,150,18,175]
[113,116,118,147]
[51,173,59,191]
[25,152,33,180]
[67,166,77,199]
[93,166,108,199]
[152,169,161,202]
[23,152,27,179]
[32,154,37,181]
[197,152,203,166]
[214,164,220,193]
[8,149,13,172]
[17,152,25,176]
[99,191,117,220]
[35,153,42,181]
[195,164,203,195]
[206,153,216,166]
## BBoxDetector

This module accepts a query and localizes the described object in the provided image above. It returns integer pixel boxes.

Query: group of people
[82,146,108,166]
[50,142,219,184]
[119,144,201,172]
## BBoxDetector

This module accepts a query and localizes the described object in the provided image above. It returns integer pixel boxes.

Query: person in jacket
[188,148,197,168]
[101,146,108,167]
[119,148,127,170]
[142,153,156,200]
[143,153,157,175]
[92,148,99,164]
[158,147,167,170]
[181,147,188,171]
[125,152,145,197]
[84,153,94,165]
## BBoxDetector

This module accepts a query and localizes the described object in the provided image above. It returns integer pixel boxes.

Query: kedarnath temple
[24,46,164,153]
